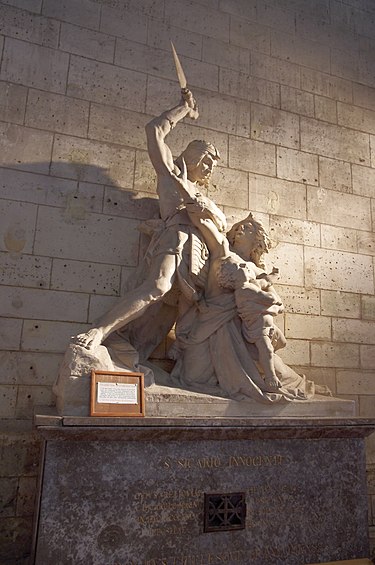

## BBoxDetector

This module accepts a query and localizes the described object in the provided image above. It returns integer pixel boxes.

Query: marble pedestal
[33,416,375,565]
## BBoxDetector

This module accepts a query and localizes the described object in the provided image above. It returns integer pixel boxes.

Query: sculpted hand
[181,88,199,120]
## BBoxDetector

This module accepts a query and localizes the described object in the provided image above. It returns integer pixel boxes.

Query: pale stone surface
[300,68,353,103]
[51,259,121,296]
[277,147,318,185]
[285,313,331,341]
[1,38,69,94]
[230,138,275,176]
[0,200,37,254]
[352,164,375,198]
[276,339,310,366]
[357,231,375,256]
[202,36,249,73]
[311,343,360,368]
[321,225,358,253]
[248,175,306,220]
[321,290,361,319]
[67,55,147,112]
[220,69,280,107]
[0,318,22,351]
[88,295,119,323]
[337,370,375,394]
[59,23,115,63]
[207,167,248,208]
[34,206,140,266]
[0,351,62,385]
[0,168,78,205]
[0,4,60,48]
[251,104,299,149]
[0,82,27,125]
[16,385,53,419]
[229,17,270,54]
[307,186,372,231]
[51,134,135,187]
[331,47,360,82]
[266,243,304,286]
[0,386,17,418]
[353,83,375,112]
[256,0,297,32]
[278,286,320,315]
[0,286,89,322]
[146,19,202,60]
[100,6,148,44]
[103,187,159,220]
[251,52,300,89]
[305,247,374,294]
[280,86,314,117]
[361,345,375,369]
[0,123,53,174]
[269,216,320,247]
[338,102,375,135]
[271,31,330,73]
[319,156,352,193]
[2,0,42,11]
[42,0,100,29]
[219,0,257,21]
[333,318,375,344]
[362,295,375,320]
[0,253,51,289]
[315,95,338,123]
[301,117,370,164]
[164,0,230,42]
[134,151,157,194]
[25,90,89,137]
[88,103,149,150]
[21,320,90,352]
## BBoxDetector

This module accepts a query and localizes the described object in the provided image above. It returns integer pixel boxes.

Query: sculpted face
[187,153,217,187]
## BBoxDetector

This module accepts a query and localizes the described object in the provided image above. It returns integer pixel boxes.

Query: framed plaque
[90,371,145,417]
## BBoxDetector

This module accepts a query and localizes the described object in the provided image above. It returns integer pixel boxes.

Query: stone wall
[0,0,374,561]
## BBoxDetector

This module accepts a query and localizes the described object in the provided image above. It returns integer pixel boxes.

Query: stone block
[202,36,249,73]
[0,318,22,350]
[1,0,42,11]
[307,186,371,231]
[164,0,230,42]
[266,242,304,286]
[280,86,314,117]
[0,4,59,47]
[98,0,163,18]
[42,0,100,29]
[16,385,54,418]
[269,216,320,247]
[147,19,202,60]
[319,156,352,193]
[220,69,280,108]
[0,386,17,418]
[372,135,375,167]
[294,367,337,395]
[311,343,360,368]
[16,476,37,516]
[134,151,157,194]
[167,121,229,167]
[315,95,337,123]
[0,82,27,125]
[248,175,306,220]
[320,225,358,253]
[295,12,357,53]
[207,166,248,208]
[361,345,375,369]
[34,205,140,266]
[0,477,18,517]
[251,103,299,149]
[0,168,78,206]
[271,31,330,73]
[100,5,148,44]
[359,396,375,418]
[51,134,135,187]
[337,370,375,394]
[331,47,360,83]
[301,117,370,164]
[88,294,119,323]
[67,55,146,112]
[285,313,331,340]
[359,48,375,89]
[333,318,375,344]
[357,231,375,256]
[51,258,121,296]
[0,123,53,174]
[305,247,374,294]
[1,38,69,94]
[103,187,159,220]
[21,320,90,352]
[218,0,257,20]
[88,103,149,151]
[0,200,37,255]
[277,286,320,315]
[229,139,275,176]
[321,290,361,318]
[0,252,51,289]
[277,147,318,185]
[338,102,375,135]
[59,23,115,63]
[25,90,89,137]
[362,295,375,320]
[353,83,375,112]
[277,338,310,366]
[256,0,297,33]
[0,286,89,322]
[229,17,270,54]
[0,351,62,386]
[300,68,353,103]
[251,52,300,89]
[189,90,249,136]
[352,164,375,198]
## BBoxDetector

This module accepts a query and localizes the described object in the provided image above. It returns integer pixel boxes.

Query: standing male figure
[74,89,222,351]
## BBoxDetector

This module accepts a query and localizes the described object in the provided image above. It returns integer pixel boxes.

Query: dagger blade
[171,41,187,90]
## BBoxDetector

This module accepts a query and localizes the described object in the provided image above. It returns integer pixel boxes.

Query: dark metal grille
[204,492,246,532]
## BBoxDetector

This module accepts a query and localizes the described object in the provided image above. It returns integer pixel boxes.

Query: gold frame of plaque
[307,559,372,565]
[90,371,145,417]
